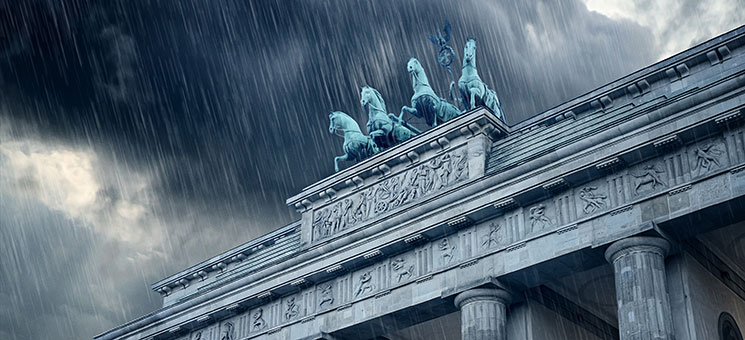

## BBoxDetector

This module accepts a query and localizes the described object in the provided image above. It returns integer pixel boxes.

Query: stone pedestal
[605,237,673,340]
[454,288,511,340]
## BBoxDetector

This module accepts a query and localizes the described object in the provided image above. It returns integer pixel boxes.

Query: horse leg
[334,154,350,172]
[400,106,418,121]
[470,91,477,109]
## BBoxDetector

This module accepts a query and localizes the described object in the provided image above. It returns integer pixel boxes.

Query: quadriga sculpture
[329,111,379,172]
[400,58,461,127]
[360,86,418,149]
[456,39,504,120]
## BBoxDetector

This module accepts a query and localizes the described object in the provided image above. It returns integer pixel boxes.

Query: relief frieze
[692,141,726,177]
[312,147,469,241]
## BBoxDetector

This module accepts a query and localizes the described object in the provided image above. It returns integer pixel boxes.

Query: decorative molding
[225,303,242,312]
[404,234,426,244]
[212,262,227,272]
[362,249,382,260]
[257,291,272,299]
[542,178,568,191]
[595,157,621,170]
[447,216,472,228]
[716,110,742,125]
[374,290,392,299]
[731,165,745,174]
[192,270,208,281]
[506,242,527,252]
[555,224,578,235]
[375,164,391,177]
[415,275,434,284]
[493,197,516,209]
[609,205,633,216]
[668,185,692,196]
[233,253,247,262]
[312,147,469,241]
[345,176,364,189]
[289,278,307,287]
[653,135,680,148]
[325,264,344,274]
[300,316,315,323]
[335,303,353,311]
[459,259,478,268]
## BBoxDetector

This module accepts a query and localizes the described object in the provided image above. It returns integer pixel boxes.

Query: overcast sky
[0,1,742,339]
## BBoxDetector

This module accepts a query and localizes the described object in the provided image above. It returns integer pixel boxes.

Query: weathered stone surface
[311,147,469,241]
[605,237,673,340]
[454,288,511,340]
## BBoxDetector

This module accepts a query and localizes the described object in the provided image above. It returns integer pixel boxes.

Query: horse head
[329,111,360,137]
[360,86,386,113]
[407,57,429,87]
[407,57,423,75]
[464,39,477,66]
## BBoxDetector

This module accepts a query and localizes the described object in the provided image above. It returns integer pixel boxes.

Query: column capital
[604,236,670,264]
[454,288,512,309]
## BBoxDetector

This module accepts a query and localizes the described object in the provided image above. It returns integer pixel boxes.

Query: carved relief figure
[632,164,667,194]
[355,271,374,297]
[694,143,724,175]
[252,308,266,331]
[220,322,234,340]
[391,258,415,282]
[579,186,607,214]
[285,297,299,320]
[313,148,469,240]
[319,284,334,307]
[439,238,456,264]
[529,204,552,232]
[481,222,502,248]
[193,331,202,340]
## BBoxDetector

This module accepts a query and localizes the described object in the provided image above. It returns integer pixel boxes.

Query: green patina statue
[329,111,379,172]
[360,86,419,149]
[455,39,504,121]
[400,58,461,127]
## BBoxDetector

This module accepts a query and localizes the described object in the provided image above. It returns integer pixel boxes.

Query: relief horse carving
[360,86,418,149]
[329,111,379,172]
[454,39,504,121]
[400,58,461,127]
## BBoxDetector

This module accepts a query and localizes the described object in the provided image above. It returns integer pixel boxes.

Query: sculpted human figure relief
[529,204,552,232]
[400,58,461,127]
[579,186,608,214]
[312,148,469,240]
[360,86,418,150]
[329,111,379,172]
[694,143,724,175]
[220,322,234,340]
[285,297,299,320]
[319,284,334,307]
[481,222,502,249]
[354,271,374,297]
[455,39,504,121]
[252,308,266,331]
[391,258,415,282]
[192,331,202,340]
[439,238,456,264]
[632,164,667,194]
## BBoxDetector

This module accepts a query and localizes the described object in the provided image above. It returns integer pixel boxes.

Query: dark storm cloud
[0,1,731,340]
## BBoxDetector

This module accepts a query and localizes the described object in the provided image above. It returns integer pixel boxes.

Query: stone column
[454,288,511,340]
[605,236,673,340]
